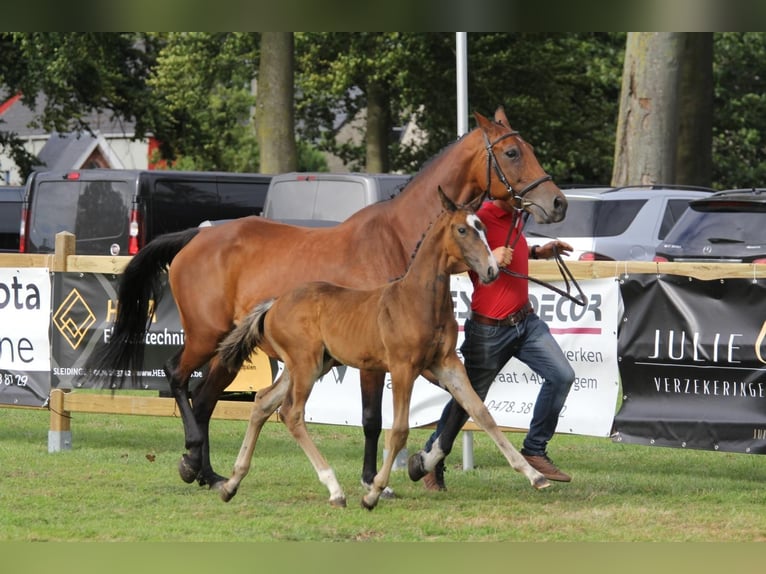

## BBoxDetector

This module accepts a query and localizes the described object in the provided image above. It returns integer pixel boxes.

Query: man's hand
[493,246,513,267]
[537,240,573,259]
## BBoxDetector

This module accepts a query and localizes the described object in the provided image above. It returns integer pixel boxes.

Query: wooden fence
[2,231,765,456]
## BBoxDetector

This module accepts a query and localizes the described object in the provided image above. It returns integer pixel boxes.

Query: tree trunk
[256,32,297,173]
[612,33,684,186]
[365,81,389,172]
[675,33,713,187]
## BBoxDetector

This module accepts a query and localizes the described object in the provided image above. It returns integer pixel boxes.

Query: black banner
[614,274,766,454]
[51,272,205,391]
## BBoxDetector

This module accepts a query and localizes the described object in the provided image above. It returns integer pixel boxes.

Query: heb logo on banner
[53,289,97,350]
[0,269,51,370]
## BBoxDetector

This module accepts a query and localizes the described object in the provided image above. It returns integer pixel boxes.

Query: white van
[262,172,411,226]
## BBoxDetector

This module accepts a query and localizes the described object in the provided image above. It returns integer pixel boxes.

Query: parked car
[524,185,714,261]
[0,185,24,252]
[262,172,411,225]
[654,188,766,264]
[20,169,272,256]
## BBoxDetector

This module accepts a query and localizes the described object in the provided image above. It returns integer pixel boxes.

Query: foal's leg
[361,368,415,510]
[220,371,291,502]
[281,359,346,508]
[431,356,549,490]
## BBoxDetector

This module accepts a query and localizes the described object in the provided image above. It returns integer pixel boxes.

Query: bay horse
[86,106,567,491]
[216,188,549,509]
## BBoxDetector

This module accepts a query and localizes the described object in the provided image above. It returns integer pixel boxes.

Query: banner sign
[50,272,274,393]
[51,272,204,391]
[0,268,52,407]
[303,276,621,437]
[614,274,766,454]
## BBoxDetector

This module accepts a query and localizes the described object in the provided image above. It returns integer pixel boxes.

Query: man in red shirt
[413,198,575,490]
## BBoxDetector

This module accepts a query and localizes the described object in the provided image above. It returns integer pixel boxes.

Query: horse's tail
[218,298,276,372]
[84,228,201,387]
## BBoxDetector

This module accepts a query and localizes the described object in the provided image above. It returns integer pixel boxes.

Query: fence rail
[4,231,766,455]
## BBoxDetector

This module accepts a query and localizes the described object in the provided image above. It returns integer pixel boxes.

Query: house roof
[35,131,124,171]
[0,92,136,138]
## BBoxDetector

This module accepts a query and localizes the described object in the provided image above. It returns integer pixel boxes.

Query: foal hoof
[533,475,551,490]
[329,496,347,508]
[220,483,238,503]
[407,451,427,482]
[360,495,378,511]
[361,480,396,499]
[178,455,199,484]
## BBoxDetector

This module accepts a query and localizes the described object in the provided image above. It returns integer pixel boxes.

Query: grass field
[2,403,766,543]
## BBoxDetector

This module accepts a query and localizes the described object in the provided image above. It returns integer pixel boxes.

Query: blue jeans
[425,312,575,457]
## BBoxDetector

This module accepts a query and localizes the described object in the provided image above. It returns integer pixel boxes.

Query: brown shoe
[523,453,571,482]
[422,460,447,491]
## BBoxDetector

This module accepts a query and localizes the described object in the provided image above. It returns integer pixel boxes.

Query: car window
[29,180,131,253]
[658,199,694,239]
[665,210,766,247]
[524,198,646,238]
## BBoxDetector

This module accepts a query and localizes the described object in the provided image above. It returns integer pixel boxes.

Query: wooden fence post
[48,388,72,452]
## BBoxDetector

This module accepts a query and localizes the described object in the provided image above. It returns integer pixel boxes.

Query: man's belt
[468,301,534,327]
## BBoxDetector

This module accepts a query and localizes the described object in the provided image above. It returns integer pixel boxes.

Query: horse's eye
[457,226,467,235]
[505,147,519,160]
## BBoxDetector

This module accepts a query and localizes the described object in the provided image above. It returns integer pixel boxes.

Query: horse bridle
[483,130,553,213]
[483,129,586,307]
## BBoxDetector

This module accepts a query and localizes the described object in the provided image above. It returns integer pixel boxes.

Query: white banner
[0,268,52,407]
[0,268,51,371]
[303,276,621,437]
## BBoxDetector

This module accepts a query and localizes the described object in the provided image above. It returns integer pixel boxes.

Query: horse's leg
[220,371,291,502]
[360,369,393,496]
[361,368,415,510]
[281,359,346,508]
[189,359,238,489]
[407,404,463,481]
[164,349,207,484]
[432,356,549,490]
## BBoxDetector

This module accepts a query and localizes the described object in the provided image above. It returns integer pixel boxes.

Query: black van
[0,185,24,252]
[20,169,272,255]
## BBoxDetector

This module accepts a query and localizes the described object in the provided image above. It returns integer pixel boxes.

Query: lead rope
[501,210,587,307]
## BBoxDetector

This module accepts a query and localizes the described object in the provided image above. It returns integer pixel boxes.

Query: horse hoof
[533,475,551,490]
[178,455,199,484]
[220,485,238,503]
[407,451,427,482]
[360,496,377,511]
[329,496,347,508]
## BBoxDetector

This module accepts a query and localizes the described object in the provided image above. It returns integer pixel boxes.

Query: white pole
[456,32,475,472]
[456,32,469,137]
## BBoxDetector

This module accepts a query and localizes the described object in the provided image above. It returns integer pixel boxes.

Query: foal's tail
[83,228,201,387]
[218,299,276,372]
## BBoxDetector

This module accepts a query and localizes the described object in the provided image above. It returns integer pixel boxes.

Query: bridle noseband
[483,130,552,211]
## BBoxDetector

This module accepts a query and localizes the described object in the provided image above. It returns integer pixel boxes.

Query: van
[0,186,24,252]
[20,169,272,255]
[262,172,411,225]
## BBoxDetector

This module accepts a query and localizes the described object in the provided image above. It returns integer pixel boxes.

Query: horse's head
[474,107,567,224]
[438,186,498,284]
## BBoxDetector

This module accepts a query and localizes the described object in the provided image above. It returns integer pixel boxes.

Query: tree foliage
[712,33,766,188]
[146,32,260,172]
[3,33,766,189]
[0,32,158,178]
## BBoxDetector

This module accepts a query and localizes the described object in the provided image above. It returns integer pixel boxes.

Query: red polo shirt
[468,201,529,319]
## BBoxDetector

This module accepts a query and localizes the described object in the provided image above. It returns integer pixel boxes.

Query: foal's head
[438,186,498,285]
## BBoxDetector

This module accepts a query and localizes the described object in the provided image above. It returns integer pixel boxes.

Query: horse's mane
[388,206,451,283]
